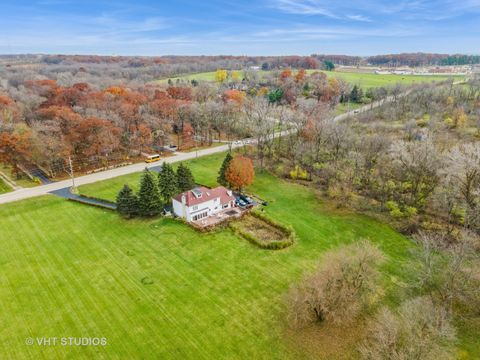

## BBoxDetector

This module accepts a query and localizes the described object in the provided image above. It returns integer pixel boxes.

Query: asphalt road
[0,98,392,206]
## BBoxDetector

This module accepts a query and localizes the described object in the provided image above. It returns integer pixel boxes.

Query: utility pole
[68,156,76,190]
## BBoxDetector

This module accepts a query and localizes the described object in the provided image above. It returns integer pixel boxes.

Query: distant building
[172,186,236,222]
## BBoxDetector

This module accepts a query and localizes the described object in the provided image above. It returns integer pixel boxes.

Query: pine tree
[350,85,363,103]
[116,184,139,218]
[158,162,178,204]
[138,169,162,217]
[176,163,195,192]
[217,152,233,187]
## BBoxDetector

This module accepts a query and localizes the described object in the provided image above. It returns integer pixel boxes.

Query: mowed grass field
[157,69,462,89]
[78,153,228,202]
[1,152,478,358]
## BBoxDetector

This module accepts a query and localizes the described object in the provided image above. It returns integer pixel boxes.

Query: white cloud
[346,14,372,22]
[270,0,480,21]
[271,0,339,17]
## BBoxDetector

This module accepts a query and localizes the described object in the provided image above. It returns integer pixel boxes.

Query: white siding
[172,199,186,219]
[173,195,235,222]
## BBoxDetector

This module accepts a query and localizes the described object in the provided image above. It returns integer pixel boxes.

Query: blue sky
[1,0,479,55]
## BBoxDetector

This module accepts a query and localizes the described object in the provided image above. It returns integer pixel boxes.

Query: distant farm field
[306,70,462,89]
[1,153,478,359]
[157,69,462,89]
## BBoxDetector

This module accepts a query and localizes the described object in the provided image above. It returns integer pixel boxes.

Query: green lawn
[157,69,462,89]
[0,177,12,194]
[0,164,39,188]
[0,153,478,359]
[78,152,227,201]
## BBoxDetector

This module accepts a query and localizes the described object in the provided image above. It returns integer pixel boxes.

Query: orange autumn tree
[104,86,127,96]
[0,128,32,175]
[295,69,306,83]
[280,69,292,81]
[223,89,246,106]
[225,155,254,192]
[181,122,195,149]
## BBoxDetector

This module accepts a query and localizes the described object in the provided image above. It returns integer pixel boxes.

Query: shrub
[290,165,308,180]
[386,200,417,218]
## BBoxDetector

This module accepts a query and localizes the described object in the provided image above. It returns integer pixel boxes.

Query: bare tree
[387,139,442,211]
[243,97,275,169]
[442,143,480,231]
[360,297,456,360]
[412,231,480,315]
[287,240,385,327]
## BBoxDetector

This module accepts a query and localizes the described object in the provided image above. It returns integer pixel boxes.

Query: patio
[191,207,244,228]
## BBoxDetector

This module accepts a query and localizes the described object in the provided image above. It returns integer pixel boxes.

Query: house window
[192,205,198,211]
[193,211,208,221]
[222,203,229,209]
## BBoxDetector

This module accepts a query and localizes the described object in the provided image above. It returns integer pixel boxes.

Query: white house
[172,186,236,222]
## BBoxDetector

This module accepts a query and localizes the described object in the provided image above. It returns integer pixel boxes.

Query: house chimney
[181,194,187,218]
[227,190,232,196]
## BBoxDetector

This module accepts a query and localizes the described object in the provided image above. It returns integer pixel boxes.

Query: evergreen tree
[217,152,233,187]
[350,85,363,103]
[323,60,335,71]
[158,162,178,203]
[176,163,195,192]
[267,88,284,103]
[137,169,162,217]
[116,184,139,218]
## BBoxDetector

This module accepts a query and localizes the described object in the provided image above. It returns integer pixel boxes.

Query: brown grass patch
[240,214,285,244]
[284,320,367,360]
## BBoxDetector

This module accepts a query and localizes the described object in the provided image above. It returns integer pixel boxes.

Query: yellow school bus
[145,154,161,163]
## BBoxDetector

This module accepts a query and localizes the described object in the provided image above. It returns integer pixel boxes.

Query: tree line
[1,63,398,179]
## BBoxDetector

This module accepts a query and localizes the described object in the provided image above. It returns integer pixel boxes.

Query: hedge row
[230,210,297,250]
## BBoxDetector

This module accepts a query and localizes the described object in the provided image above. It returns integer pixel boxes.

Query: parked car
[233,140,242,146]
[235,196,247,207]
[240,195,254,205]
[243,139,251,145]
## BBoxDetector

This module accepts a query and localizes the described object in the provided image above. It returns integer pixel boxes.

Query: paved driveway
[49,187,117,210]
